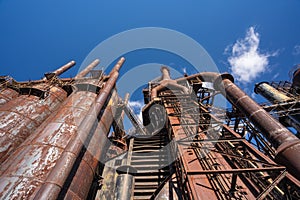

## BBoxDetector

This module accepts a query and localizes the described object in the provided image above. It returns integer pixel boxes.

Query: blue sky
[1,0,300,104]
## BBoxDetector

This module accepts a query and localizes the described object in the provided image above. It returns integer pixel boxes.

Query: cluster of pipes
[0,57,299,199]
[0,58,125,199]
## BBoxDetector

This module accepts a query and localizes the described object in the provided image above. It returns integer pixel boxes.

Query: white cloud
[293,45,300,55]
[227,26,276,83]
[128,101,143,108]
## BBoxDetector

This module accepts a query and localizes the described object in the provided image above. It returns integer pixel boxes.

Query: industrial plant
[0,58,299,199]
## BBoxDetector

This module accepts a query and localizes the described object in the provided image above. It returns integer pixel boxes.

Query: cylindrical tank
[33,57,125,200]
[0,83,99,199]
[0,58,124,200]
[0,87,19,106]
[0,84,68,163]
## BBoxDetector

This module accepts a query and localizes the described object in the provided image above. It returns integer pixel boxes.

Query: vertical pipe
[75,59,100,79]
[161,66,171,80]
[115,174,135,200]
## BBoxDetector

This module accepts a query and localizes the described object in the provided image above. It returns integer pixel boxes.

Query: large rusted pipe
[0,88,19,106]
[33,57,125,199]
[220,78,300,180]
[63,90,118,199]
[0,84,68,164]
[53,60,76,76]
[75,59,100,79]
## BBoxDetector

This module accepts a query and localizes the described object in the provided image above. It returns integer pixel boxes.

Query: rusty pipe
[33,57,125,199]
[176,71,222,83]
[42,60,76,81]
[161,66,171,80]
[0,73,106,199]
[75,59,100,79]
[110,57,125,75]
[53,60,76,76]
[63,91,118,199]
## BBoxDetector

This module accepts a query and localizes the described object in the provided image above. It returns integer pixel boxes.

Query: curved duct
[151,66,189,100]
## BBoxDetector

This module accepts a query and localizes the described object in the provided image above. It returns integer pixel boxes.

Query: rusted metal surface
[64,90,118,200]
[0,89,97,199]
[254,82,293,103]
[0,88,19,106]
[32,57,125,199]
[0,85,67,164]
[75,59,100,79]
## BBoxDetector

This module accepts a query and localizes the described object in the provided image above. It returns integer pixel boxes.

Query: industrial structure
[0,58,299,199]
